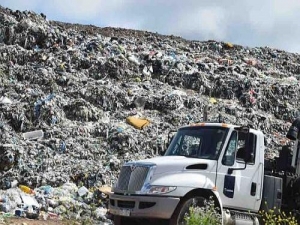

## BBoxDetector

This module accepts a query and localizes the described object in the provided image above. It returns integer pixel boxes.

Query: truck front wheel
[169,196,205,225]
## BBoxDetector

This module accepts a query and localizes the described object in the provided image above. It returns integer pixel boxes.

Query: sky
[1,0,300,53]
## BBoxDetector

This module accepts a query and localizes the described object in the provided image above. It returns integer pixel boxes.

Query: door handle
[251,182,256,196]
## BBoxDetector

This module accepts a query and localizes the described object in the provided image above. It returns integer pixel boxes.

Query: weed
[184,197,221,225]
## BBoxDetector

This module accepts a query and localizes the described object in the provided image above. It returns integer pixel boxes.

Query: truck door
[216,130,263,212]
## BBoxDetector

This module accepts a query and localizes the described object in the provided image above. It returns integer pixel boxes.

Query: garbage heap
[0,183,111,224]
[0,4,300,223]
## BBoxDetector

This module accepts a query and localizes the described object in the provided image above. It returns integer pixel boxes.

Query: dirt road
[1,217,81,225]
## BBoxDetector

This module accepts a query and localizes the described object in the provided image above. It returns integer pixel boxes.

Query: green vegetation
[184,198,221,225]
[259,207,298,225]
[185,199,298,225]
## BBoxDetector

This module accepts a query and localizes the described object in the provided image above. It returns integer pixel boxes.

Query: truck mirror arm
[228,162,247,175]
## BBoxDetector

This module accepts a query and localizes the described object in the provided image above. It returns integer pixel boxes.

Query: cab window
[222,131,237,166]
[222,131,257,165]
[236,132,256,164]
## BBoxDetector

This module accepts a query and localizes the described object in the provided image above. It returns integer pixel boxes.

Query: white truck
[109,119,300,224]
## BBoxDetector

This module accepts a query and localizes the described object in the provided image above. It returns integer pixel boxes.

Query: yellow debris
[126,116,150,129]
[128,89,133,96]
[135,77,141,82]
[225,42,234,48]
[99,186,112,195]
[209,98,217,104]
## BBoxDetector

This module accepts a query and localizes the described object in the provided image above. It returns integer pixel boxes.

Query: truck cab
[109,123,265,224]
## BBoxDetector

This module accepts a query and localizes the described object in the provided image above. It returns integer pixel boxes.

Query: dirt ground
[1,217,80,225]
[4,217,169,225]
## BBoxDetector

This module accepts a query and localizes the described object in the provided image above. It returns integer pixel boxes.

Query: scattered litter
[126,116,150,129]
[22,130,44,140]
[0,96,12,105]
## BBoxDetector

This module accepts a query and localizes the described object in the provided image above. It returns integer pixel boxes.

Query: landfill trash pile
[0,183,111,224]
[0,4,300,223]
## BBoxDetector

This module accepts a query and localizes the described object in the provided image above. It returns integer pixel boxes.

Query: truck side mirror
[287,117,300,140]
[287,125,298,140]
[167,131,177,148]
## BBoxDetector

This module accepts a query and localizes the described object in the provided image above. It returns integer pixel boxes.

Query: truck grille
[116,165,150,192]
[117,200,135,209]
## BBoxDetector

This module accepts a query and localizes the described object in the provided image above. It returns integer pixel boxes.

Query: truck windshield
[165,126,229,159]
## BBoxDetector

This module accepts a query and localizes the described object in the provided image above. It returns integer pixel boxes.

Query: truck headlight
[147,186,177,194]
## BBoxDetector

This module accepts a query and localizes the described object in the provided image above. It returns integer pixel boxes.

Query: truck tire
[169,196,205,225]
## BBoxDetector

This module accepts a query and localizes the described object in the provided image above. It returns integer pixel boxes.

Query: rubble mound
[0,5,299,223]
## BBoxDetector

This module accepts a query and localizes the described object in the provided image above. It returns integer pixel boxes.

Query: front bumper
[109,193,180,219]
